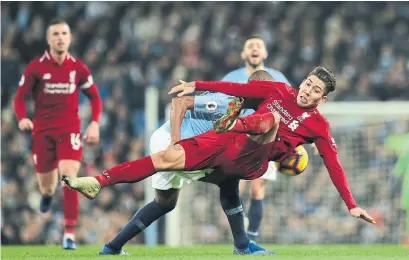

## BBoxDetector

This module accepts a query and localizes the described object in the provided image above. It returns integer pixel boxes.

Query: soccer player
[13,19,102,250]
[222,35,290,241]
[97,71,276,255]
[63,69,375,237]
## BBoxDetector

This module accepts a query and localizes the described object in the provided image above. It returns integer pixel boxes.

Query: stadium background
[1,1,409,246]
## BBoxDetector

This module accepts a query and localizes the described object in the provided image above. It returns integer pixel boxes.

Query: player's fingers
[28,121,34,129]
[168,85,182,94]
[360,213,376,224]
[179,80,186,84]
[177,90,189,97]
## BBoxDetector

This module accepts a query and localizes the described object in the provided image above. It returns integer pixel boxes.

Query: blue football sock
[219,180,250,249]
[108,200,174,250]
[247,199,263,240]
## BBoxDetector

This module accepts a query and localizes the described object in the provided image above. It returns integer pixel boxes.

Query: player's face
[47,23,72,55]
[241,38,268,68]
[297,75,327,108]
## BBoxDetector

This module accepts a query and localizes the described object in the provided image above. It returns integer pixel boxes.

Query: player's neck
[49,50,67,65]
[245,63,265,75]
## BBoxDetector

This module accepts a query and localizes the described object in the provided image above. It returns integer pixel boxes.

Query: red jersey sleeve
[13,60,38,121]
[78,62,102,123]
[195,81,289,99]
[313,117,358,210]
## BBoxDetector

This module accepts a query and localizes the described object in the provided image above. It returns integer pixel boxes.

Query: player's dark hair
[308,66,336,95]
[248,70,275,82]
[245,34,265,42]
[47,18,68,29]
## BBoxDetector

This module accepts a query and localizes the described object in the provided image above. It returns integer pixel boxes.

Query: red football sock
[63,186,78,235]
[94,156,156,188]
[231,113,278,134]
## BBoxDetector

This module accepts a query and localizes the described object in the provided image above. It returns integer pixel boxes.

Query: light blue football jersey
[161,67,289,140]
[161,92,236,139]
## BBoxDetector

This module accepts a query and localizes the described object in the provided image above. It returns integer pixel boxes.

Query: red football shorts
[32,132,83,173]
[176,130,270,180]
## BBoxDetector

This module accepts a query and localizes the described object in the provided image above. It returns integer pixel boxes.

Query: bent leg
[94,144,186,187]
[107,189,179,250]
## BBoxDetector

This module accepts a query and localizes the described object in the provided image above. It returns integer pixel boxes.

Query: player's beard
[55,49,65,55]
[245,58,263,70]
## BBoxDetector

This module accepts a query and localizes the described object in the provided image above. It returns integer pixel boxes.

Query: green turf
[1,245,408,260]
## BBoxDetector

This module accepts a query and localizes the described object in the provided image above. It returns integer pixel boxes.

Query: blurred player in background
[222,35,290,241]
[96,71,276,256]
[13,19,102,250]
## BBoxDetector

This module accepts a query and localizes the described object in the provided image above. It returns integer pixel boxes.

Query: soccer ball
[274,145,309,176]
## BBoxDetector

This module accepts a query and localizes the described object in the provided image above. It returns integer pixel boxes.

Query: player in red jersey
[62,68,374,226]
[13,19,102,250]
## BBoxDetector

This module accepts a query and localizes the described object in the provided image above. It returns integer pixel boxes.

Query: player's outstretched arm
[315,138,376,224]
[169,80,282,99]
[170,96,194,143]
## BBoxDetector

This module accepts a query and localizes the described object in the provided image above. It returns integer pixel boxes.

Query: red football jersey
[14,51,96,135]
[195,80,358,210]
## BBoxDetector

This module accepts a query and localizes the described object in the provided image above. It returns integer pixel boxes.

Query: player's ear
[319,95,327,104]
[263,50,268,60]
[240,50,246,60]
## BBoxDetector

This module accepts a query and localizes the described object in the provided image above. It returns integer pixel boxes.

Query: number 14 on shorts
[70,133,81,150]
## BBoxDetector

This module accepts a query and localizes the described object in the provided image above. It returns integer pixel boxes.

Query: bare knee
[250,179,266,199]
[151,145,186,170]
[155,189,180,209]
[37,170,58,196]
[58,160,80,178]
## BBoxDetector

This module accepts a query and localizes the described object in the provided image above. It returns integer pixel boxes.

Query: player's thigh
[250,178,266,199]
[152,146,186,170]
[56,132,83,177]
[149,127,186,170]
[36,169,59,195]
[32,134,58,174]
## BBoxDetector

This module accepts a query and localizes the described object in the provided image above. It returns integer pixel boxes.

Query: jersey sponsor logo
[43,73,51,80]
[266,100,293,124]
[44,70,76,94]
[267,100,310,132]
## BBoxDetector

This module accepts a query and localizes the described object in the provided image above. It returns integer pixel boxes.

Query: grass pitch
[2,245,408,260]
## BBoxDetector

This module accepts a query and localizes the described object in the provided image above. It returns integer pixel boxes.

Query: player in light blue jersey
[99,73,276,255]
[222,35,290,242]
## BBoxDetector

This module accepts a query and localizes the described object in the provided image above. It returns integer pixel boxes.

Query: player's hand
[84,121,100,145]
[349,207,376,224]
[168,80,196,97]
[18,118,34,131]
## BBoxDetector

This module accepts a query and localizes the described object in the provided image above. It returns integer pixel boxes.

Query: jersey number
[70,133,81,150]
[288,120,299,131]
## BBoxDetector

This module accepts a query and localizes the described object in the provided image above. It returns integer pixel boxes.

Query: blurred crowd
[186,120,408,245]
[1,2,408,245]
